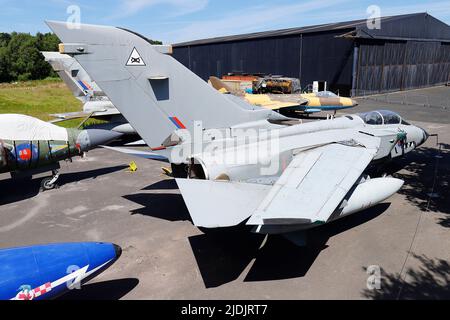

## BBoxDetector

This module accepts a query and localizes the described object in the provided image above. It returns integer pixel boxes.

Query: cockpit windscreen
[315,91,338,98]
[359,110,403,125]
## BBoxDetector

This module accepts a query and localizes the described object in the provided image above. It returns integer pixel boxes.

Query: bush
[17,73,32,82]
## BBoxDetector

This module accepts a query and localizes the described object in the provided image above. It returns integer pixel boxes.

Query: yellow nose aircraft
[209,77,358,116]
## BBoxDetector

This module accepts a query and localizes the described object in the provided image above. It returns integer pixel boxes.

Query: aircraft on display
[0,242,121,300]
[0,114,122,190]
[42,52,136,135]
[209,76,358,115]
[48,21,429,243]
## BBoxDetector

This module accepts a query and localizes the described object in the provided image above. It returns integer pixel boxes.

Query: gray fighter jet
[48,21,429,242]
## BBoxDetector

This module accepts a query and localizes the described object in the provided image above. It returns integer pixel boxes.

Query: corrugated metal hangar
[172,13,450,96]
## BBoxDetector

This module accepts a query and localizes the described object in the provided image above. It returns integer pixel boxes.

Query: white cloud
[155,0,450,44]
[115,0,208,19]
[161,0,352,43]
[377,1,450,19]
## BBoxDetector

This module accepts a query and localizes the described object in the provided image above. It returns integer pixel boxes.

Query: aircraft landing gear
[41,169,60,191]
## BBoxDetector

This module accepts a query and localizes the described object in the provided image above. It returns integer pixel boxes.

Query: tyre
[41,177,56,191]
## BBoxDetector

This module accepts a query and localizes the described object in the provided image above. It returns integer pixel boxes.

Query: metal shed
[172,13,450,96]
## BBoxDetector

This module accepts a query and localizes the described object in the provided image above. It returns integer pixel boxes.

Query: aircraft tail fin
[209,76,244,96]
[42,51,106,101]
[42,51,88,100]
[46,21,273,148]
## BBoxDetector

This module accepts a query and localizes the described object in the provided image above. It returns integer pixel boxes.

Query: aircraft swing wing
[247,143,378,226]
[49,107,121,122]
[176,140,381,229]
[48,111,98,123]
[244,94,304,111]
[101,146,169,162]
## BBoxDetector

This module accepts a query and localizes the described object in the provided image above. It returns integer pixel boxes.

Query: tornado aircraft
[48,21,429,243]
[0,114,122,190]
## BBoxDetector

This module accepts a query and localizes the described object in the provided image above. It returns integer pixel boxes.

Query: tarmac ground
[0,86,449,300]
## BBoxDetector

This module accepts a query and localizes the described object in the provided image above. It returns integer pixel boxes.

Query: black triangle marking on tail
[126,47,146,66]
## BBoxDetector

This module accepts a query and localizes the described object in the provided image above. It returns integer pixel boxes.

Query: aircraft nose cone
[351,99,359,107]
[113,244,122,259]
[419,127,430,146]
[389,177,405,192]
[82,129,123,150]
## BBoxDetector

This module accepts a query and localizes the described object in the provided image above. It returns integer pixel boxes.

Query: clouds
[377,1,450,18]
[162,0,352,43]
[2,0,450,42]
[154,0,450,44]
[114,0,208,19]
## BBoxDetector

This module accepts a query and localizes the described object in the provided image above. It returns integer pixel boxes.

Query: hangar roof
[173,13,450,47]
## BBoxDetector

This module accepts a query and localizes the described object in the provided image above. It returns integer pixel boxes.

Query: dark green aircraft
[0,114,122,190]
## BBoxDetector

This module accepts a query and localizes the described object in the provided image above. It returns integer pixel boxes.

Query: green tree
[6,33,51,81]
[0,31,161,83]
[0,32,12,81]
[36,32,60,52]
[35,32,61,78]
[0,47,11,82]
[0,33,11,47]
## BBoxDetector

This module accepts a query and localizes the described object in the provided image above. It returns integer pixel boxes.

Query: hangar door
[355,40,450,96]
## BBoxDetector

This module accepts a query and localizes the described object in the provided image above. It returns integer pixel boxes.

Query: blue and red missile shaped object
[0,242,122,300]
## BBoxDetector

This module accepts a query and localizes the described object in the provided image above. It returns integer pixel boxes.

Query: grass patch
[0,78,105,129]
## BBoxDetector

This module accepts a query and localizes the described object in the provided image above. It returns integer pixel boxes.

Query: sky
[0,0,449,44]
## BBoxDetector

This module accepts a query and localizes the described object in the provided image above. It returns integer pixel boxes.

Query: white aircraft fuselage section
[171,112,427,183]
[172,111,427,233]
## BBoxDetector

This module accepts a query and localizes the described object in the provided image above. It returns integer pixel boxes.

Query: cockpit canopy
[359,110,409,125]
[315,91,338,98]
